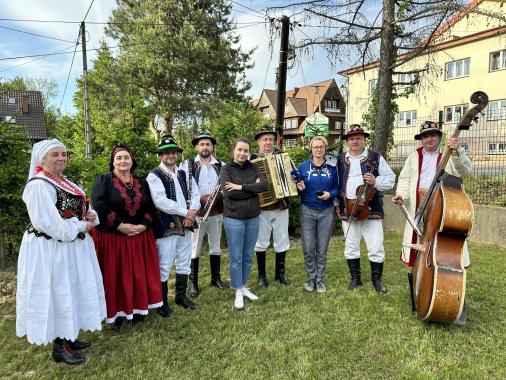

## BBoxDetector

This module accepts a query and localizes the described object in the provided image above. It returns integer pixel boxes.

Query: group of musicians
[15,118,474,365]
[175,120,471,312]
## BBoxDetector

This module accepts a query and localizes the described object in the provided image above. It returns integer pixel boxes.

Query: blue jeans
[223,216,260,289]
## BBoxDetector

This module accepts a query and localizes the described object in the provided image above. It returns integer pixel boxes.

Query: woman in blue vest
[293,136,340,293]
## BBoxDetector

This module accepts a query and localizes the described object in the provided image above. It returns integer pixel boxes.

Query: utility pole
[275,16,290,149]
[81,21,92,159]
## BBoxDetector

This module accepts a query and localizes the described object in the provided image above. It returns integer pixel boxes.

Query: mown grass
[1,232,505,379]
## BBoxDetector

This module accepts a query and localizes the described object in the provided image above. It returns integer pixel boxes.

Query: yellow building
[339,0,506,159]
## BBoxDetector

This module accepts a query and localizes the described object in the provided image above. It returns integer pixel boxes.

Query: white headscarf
[28,139,66,180]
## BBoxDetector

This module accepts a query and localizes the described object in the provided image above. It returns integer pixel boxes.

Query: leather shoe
[52,338,86,365]
[258,276,268,288]
[211,277,229,290]
[67,339,91,351]
[175,296,197,310]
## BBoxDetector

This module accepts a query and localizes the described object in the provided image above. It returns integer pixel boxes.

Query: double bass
[410,91,488,324]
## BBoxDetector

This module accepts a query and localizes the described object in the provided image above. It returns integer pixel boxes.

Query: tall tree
[106,0,254,134]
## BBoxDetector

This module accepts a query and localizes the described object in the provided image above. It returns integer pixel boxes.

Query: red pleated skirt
[92,228,163,323]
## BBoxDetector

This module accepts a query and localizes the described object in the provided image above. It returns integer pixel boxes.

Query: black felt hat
[191,132,217,146]
[254,125,277,140]
[414,121,443,140]
[156,135,183,153]
[341,124,370,140]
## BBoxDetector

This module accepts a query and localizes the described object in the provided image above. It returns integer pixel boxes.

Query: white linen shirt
[344,148,395,199]
[419,148,440,189]
[180,155,221,196]
[146,162,200,218]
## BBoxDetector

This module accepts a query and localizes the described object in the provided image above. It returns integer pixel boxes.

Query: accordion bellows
[251,153,298,207]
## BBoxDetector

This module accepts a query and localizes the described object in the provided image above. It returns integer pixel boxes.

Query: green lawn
[1,232,505,379]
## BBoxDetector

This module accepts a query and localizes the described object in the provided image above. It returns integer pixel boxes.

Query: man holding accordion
[180,132,228,298]
[251,125,291,287]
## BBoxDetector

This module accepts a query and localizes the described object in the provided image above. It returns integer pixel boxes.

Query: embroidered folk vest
[25,177,86,241]
[337,150,385,220]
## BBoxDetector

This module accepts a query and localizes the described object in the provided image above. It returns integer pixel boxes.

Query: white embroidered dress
[16,172,106,345]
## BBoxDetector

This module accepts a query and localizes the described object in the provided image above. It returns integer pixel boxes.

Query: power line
[0,24,75,43]
[83,0,96,21]
[0,41,157,61]
[0,44,77,73]
[59,31,81,109]
[0,50,79,61]
[230,0,267,19]
[0,18,267,25]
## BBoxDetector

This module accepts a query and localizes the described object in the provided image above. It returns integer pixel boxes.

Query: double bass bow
[409,91,488,324]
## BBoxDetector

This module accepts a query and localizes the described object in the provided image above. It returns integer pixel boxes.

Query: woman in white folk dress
[16,139,106,365]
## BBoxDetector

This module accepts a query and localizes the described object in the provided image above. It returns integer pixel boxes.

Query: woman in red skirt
[92,144,162,331]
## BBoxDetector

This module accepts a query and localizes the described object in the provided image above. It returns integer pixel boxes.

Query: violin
[411,91,488,324]
[346,164,377,221]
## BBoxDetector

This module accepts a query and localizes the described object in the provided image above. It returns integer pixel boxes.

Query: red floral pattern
[112,176,142,217]
[62,209,73,219]
[106,211,117,227]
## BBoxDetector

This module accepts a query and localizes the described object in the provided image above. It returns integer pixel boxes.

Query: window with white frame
[284,118,298,130]
[398,73,414,87]
[285,103,293,113]
[445,58,470,80]
[324,99,339,113]
[262,107,270,119]
[283,138,298,148]
[445,104,468,122]
[369,79,378,94]
[399,110,417,126]
[335,121,343,130]
[490,49,506,71]
[487,142,506,155]
[488,99,506,120]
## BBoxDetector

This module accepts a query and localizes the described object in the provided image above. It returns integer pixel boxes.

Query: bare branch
[305,8,381,30]
[295,32,381,49]
[267,0,327,10]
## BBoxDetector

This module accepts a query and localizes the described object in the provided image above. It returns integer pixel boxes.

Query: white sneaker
[234,292,244,310]
[316,282,327,293]
[241,287,259,301]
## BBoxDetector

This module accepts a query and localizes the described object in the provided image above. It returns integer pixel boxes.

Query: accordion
[251,153,298,207]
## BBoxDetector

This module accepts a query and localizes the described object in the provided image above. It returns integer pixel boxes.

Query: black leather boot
[67,339,91,351]
[158,281,172,318]
[52,338,86,365]
[370,261,387,293]
[175,273,196,309]
[274,251,290,285]
[111,317,125,332]
[347,258,363,290]
[210,255,228,289]
[256,251,268,287]
[189,258,201,298]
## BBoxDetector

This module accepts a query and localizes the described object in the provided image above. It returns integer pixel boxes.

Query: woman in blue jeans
[294,136,340,293]
[220,138,268,310]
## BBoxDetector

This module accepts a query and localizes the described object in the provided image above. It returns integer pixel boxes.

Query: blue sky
[0,0,355,114]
